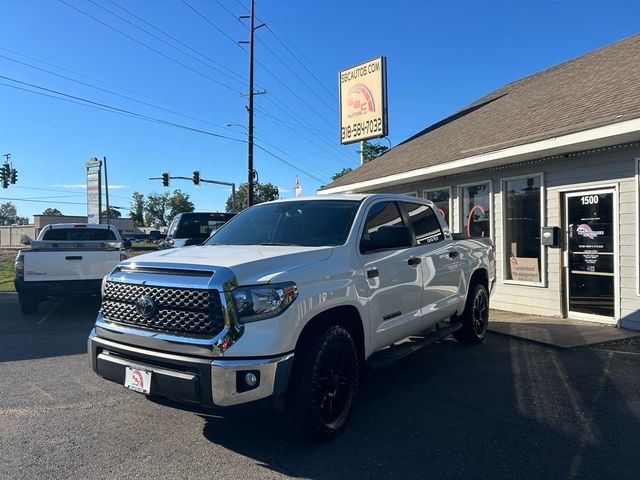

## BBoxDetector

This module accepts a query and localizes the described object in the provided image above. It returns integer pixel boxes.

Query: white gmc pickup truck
[15,223,130,314]
[89,194,494,439]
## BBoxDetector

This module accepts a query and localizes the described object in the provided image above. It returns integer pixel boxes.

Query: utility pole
[240,0,265,207]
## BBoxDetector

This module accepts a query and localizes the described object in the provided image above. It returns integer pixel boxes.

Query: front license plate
[124,366,152,394]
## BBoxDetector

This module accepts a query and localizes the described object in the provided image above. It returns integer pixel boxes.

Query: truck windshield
[207,200,361,247]
[42,228,117,241]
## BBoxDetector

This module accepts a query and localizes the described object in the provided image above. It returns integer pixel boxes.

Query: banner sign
[339,56,388,145]
[86,158,102,224]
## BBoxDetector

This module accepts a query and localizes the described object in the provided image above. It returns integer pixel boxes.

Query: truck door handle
[367,268,379,279]
[407,257,421,266]
[448,251,459,259]
[65,256,83,260]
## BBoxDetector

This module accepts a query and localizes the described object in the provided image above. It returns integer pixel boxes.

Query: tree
[332,168,353,180]
[359,140,389,162]
[331,140,389,180]
[225,182,279,212]
[0,202,29,225]
[42,208,63,216]
[129,192,145,227]
[101,207,122,220]
[144,189,194,226]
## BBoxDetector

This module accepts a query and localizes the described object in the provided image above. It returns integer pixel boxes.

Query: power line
[57,0,242,94]
[106,0,248,85]
[181,0,244,47]
[0,52,227,128]
[0,75,247,143]
[0,46,216,121]
[0,196,86,205]
[0,77,331,181]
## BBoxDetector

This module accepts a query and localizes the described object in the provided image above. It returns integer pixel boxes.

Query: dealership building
[321,34,640,331]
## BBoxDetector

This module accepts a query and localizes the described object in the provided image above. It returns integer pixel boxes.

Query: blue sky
[1,0,638,220]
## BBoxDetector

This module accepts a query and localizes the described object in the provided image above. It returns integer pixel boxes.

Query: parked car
[14,223,130,314]
[88,195,494,439]
[161,212,236,248]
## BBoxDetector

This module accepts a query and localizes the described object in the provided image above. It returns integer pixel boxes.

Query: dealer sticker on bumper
[124,366,152,394]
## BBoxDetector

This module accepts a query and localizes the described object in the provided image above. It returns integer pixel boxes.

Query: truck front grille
[101,281,225,338]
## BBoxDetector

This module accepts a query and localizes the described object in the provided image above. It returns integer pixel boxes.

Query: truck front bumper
[88,329,294,408]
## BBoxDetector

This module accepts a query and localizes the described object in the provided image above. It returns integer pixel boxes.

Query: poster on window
[509,257,540,282]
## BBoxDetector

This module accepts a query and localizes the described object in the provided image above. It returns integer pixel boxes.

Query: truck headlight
[231,282,298,323]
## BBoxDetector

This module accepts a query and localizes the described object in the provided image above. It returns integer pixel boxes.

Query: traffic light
[0,163,9,188]
[10,168,17,184]
[162,172,170,187]
[192,170,200,186]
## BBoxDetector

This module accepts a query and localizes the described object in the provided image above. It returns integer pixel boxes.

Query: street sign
[86,158,102,224]
[339,56,388,145]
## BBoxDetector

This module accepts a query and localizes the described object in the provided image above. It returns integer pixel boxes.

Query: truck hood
[122,244,334,285]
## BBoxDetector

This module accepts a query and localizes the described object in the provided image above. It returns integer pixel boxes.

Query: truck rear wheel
[286,324,359,441]
[19,294,39,315]
[453,283,489,345]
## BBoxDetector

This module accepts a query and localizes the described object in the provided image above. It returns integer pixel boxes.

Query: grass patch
[0,252,16,291]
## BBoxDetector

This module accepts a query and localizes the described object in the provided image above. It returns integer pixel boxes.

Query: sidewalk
[488,309,640,348]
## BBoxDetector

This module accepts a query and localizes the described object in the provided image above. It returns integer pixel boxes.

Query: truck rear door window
[43,228,117,241]
[402,202,444,244]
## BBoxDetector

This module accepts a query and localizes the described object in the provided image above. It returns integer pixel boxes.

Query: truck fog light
[244,372,258,387]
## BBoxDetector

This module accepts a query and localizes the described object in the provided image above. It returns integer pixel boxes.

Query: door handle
[407,257,421,267]
[367,268,379,279]
[65,256,83,261]
[448,251,459,259]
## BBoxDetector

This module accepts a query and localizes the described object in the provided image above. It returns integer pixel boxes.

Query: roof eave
[318,117,640,194]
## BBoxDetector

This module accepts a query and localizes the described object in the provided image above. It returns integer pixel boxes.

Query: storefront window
[504,176,542,283]
[460,183,491,238]
[423,188,451,226]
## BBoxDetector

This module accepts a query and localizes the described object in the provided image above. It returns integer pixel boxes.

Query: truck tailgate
[23,250,120,282]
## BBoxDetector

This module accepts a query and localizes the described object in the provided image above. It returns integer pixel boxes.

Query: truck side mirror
[362,225,412,252]
[122,239,132,250]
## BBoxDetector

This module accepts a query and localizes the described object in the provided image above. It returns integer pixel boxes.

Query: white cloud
[53,184,129,190]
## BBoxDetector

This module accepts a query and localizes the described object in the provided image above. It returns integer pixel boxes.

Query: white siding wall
[372,145,640,331]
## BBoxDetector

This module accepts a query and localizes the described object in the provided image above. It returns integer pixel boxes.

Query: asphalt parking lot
[1,292,639,480]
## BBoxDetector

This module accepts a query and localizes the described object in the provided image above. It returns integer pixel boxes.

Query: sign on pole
[339,56,388,145]
[86,158,102,224]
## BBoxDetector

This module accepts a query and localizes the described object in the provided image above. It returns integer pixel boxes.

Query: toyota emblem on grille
[134,295,156,318]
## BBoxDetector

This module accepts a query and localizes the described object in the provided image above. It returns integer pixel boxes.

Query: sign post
[86,157,102,224]
[339,56,388,145]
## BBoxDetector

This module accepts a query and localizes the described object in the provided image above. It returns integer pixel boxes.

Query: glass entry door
[564,189,615,319]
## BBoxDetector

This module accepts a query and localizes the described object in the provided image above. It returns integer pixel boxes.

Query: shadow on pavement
[0,293,99,363]
[199,336,640,479]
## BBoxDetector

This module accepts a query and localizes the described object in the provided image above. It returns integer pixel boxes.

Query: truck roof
[268,193,426,203]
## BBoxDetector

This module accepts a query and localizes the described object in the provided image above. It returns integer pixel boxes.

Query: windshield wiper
[259,242,294,246]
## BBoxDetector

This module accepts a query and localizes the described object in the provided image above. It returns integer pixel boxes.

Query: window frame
[422,186,453,228]
[457,180,493,239]
[500,173,547,287]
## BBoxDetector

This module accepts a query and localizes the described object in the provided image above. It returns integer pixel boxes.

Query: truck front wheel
[286,324,359,441]
[453,283,489,345]
[18,294,39,315]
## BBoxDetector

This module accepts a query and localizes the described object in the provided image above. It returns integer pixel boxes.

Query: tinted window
[207,201,360,247]
[402,202,444,244]
[361,202,404,242]
[170,213,236,239]
[43,228,117,241]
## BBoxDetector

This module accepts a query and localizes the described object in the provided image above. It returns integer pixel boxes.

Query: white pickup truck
[89,194,494,439]
[15,223,130,314]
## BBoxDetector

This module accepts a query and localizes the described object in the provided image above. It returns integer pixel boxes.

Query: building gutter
[318,117,640,194]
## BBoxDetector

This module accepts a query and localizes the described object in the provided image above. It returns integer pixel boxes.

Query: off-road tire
[286,324,359,441]
[453,283,489,345]
[19,294,39,315]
